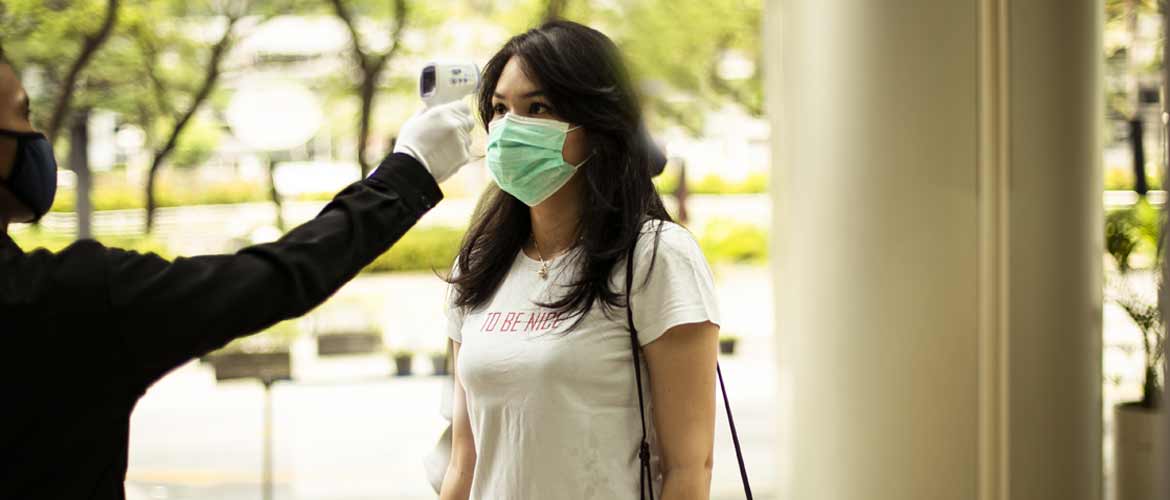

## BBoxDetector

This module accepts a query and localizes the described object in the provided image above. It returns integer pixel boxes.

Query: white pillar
[767,1,1102,499]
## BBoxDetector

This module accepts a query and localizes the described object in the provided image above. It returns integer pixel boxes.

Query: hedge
[11,220,771,274]
[654,171,768,195]
[697,219,768,264]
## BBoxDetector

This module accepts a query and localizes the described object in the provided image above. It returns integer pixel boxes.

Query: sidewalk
[125,266,778,500]
[127,345,775,500]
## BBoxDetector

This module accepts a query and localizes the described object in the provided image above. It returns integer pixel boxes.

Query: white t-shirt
[446,220,721,499]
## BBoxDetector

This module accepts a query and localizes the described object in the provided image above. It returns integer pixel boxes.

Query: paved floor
[123,264,1151,500]
[125,267,778,500]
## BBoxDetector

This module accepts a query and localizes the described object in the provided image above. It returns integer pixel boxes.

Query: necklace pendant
[538,263,549,279]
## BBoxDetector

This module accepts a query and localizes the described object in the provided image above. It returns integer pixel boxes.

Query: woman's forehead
[493,57,542,98]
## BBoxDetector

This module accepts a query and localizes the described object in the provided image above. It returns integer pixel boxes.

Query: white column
[767,1,1102,499]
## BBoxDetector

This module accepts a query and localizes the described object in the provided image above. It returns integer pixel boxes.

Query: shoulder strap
[718,365,754,498]
[625,238,753,500]
[626,243,655,500]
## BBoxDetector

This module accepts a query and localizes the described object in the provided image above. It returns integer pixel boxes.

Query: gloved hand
[393,100,475,184]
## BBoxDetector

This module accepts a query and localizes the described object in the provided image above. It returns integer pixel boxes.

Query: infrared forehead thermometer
[420,61,480,108]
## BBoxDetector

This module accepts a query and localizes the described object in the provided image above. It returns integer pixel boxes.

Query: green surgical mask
[486,113,591,207]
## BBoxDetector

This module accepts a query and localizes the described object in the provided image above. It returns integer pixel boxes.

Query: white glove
[394,100,475,183]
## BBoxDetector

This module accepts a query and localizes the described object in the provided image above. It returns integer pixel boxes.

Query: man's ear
[0,186,35,223]
[0,137,35,223]
[0,136,16,180]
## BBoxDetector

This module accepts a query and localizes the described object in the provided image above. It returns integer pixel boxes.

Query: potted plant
[1105,202,1167,500]
[430,349,450,376]
[392,349,415,377]
[719,334,740,355]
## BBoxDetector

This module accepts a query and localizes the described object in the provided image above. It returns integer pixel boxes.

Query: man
[0,47,474,498]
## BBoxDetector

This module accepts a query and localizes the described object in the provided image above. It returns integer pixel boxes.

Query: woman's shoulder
[636,219,704,262]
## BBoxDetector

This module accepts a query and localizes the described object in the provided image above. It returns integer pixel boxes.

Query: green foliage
[1105,197,1166,408]
[691,172,768,195]
[653,171,768,195]
[1106,200,1162,272]
[653,169,680,194]
[51,179,269,212]
[1105,166,1164,191]
[9,229,172,258]
[1107,208,1143,272]
[609,0,764,132]
[487,0,763,135]
[698,218,767,264]
[169,118,223,168]
[364,226,465,273]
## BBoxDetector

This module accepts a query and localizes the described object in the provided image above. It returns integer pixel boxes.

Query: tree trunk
[267,157,285,231]
[328,0,406,179]
[69,110,93,240]
[544,0,570,21]
[142,15,238,234]
[145,163,161,234]
[46,0,119,144]
[357,75,377,177]
[1132,118,1149,195]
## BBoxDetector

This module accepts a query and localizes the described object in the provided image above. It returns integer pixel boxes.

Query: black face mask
[0,129,58,220]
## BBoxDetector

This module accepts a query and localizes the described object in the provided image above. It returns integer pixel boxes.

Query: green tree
[515,0,762,135]
[130,2,242,232]
[1,0,121,239]
[327,0,411,177]
[125,0,307,233]
[611,0,763,132]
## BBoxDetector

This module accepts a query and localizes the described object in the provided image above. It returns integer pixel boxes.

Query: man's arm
[108,153,440,388]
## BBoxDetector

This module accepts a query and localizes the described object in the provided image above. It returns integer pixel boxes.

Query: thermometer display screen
[420,66,437,96]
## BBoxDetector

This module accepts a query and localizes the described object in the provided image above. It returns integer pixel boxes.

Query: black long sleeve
[0,153,441,498]
[105,153,442,389]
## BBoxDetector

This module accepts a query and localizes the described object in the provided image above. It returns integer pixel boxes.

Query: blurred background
[0,0,1166,499]
[2,1,767,499]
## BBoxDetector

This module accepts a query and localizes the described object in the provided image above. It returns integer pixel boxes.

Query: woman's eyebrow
[493,90,546,99]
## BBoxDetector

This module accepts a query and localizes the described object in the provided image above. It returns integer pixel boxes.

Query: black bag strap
[626,242,656,500]
[625,240,753,499]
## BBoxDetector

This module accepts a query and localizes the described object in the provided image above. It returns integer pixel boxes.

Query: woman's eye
[492,103,508,116]
[530,102,552,115]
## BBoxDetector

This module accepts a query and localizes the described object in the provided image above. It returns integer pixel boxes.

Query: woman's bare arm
[643,321,719,500]
[439,341,476,500]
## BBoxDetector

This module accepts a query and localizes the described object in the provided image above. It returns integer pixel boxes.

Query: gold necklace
[532,238,550,280]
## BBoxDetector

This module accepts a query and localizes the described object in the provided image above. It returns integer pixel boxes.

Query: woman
[441,20,720,500]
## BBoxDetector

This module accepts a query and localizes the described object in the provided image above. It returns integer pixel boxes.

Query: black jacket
[0,153,441,499]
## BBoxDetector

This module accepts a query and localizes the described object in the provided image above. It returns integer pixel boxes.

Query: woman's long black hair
[449,20,672,325]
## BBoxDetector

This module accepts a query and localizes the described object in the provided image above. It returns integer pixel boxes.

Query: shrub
[9,230,172,258]
[654,170,680,194]
[654,171,768,196]
[698,219,768,264]
[364,226,465,274]
[1106,200,1162,272]
[1104,166,1164,191]
[52,179,269,212]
